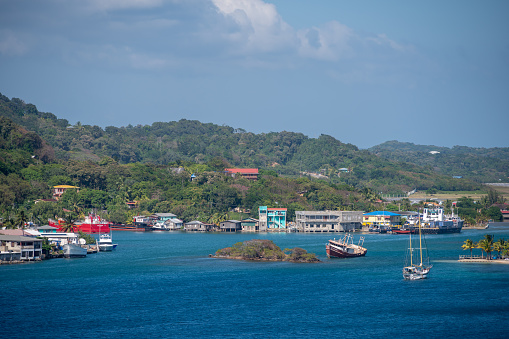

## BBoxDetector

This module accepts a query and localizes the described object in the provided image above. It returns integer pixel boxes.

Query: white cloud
[297,21,355,61]
[211,0,296,54]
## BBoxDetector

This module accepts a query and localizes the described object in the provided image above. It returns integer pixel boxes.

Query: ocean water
[2,225,509,338]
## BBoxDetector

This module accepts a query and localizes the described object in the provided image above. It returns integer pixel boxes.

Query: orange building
[224,168,259,181]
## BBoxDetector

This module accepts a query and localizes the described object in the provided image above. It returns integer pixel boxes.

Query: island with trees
[211,239,321,263]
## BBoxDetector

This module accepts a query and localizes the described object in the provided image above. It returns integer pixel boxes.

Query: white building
[295,210,363,233]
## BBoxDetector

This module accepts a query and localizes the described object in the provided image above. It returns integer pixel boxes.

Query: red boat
[326,234,367,258]
[49,214,111,233]
[392,228,416,234]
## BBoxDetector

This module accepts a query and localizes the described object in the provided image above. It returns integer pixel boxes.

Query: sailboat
[402,213,432,280]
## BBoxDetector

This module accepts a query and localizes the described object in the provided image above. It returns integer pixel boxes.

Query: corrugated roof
[225,168,259,174]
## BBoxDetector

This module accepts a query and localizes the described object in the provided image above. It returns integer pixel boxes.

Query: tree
[477,234,494,260]
[462,239,476,259]
[60,213,77,233]
[493,238,505,259]
[13,209,28,231]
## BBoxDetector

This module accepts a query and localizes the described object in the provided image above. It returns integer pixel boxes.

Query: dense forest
[0,92,505,227]
[369,140,509,183]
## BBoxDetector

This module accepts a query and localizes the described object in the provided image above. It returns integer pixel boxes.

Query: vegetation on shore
[0,92,506,228]
[213,239,320,263]
[462,235,508,260]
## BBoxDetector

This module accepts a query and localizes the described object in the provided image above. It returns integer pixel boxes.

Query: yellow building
[52,185,79,200]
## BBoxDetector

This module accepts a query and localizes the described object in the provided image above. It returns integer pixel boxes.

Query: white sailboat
[403,214,432,280]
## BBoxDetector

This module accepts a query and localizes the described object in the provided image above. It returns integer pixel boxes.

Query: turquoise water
[2,226,509,338]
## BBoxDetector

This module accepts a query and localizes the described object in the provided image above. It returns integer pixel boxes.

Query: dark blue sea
[2,224,509,338]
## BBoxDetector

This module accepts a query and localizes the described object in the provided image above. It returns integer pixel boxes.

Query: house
[126,201,139,209]
[224,168,259,181]
[295,210,363,233]
[362,211,401,229]
[52,185,79,200]
[37,225,58,233]
[220,220,242,232]
[165,218,184,230]
[241,218,259,232]
[258,206,287,231]
[152,213,177,223]
[0,235,43,262]
[184,220,208,232]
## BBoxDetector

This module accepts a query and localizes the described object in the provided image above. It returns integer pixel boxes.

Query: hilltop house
[52,185,79,200]
[224,168,259,181]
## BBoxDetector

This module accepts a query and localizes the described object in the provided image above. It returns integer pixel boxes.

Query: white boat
[63,243,87,258]
[98,233,117,252]
[152,222,168,231]
[403,215,432,280]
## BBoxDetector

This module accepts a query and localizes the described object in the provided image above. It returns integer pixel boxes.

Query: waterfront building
[0,235,42,262]
[224,168,259,181]
[220,220,242,232]
[166,218,183,230]
[52,185,79,200]
[295,211,363,233]
[184,220,207,232]
[152,213,177,223]
[362,211,401,229]
[241,218,259,232]
[258,206,287,231]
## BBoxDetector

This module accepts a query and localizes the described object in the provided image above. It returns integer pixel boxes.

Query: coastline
[458,258,509,264]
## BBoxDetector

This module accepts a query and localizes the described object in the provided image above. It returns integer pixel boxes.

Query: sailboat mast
[409,231,413,266]
[419,210,423,266]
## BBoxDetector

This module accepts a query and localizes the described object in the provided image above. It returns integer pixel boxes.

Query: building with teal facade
[258,206,287,231]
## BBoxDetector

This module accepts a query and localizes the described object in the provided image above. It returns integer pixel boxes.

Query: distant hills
[2,92,506,195]
[369,141,509,184]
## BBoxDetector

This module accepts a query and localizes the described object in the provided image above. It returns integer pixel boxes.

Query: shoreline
[458,258,509,264]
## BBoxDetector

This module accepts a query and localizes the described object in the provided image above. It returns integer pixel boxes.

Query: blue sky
[0,0,508,149]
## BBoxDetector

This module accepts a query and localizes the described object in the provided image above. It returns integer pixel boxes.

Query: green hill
[369,140,509,183]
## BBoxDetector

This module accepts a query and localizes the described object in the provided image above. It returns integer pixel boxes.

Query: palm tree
[493,238,505,259]
[462,239,476,259]
[477,234,494,260]
[60,213,77,233]
[14,210,28,234]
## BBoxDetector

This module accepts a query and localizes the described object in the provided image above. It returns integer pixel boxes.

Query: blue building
[258,206,287,231]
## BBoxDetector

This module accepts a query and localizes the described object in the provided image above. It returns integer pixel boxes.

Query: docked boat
[326,234,367,258]
[49,213,112,234]
[152,222,168,231]
[403,216,432,280]
[97,233,117,252]
[406,206,463,234]
[63,243,87,258]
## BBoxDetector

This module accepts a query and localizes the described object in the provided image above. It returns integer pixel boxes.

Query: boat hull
[98,244,114,252]
[63,244,87,258]
[326,243,367,258]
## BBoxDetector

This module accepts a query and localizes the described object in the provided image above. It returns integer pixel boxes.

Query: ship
[405,206,463,234]
[49,214,112,234]
[326,234,367,258]
[403,215,432,280]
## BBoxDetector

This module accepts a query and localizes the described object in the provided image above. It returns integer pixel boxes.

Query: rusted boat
[326,234,367,258]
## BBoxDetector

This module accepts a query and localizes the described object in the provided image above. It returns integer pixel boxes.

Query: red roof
[225,168,259,174]
[268,208,287,211]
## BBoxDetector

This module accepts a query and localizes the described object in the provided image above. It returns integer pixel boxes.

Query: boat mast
[409,231,413,266]
[419,209,423,266]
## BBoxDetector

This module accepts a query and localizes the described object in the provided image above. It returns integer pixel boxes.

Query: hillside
[369,140,509,183]
[0,92,483,194]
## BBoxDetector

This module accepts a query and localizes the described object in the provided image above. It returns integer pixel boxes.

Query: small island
[211,239,321,263]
